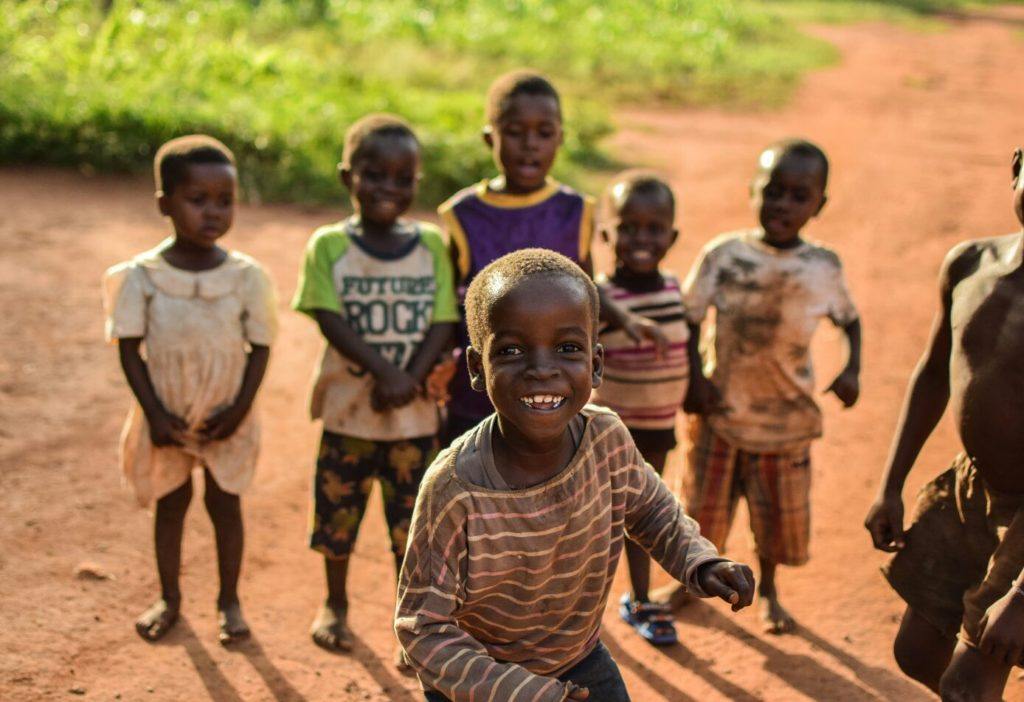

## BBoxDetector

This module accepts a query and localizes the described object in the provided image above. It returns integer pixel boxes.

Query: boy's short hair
[341,113,419,170]
[601,169,676,222]
[465,248,599,349]
[763,138,829,188]
[486,70,562,126]
[154,135,235,195]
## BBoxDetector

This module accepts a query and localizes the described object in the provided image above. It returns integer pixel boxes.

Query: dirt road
[3,8,1024,701]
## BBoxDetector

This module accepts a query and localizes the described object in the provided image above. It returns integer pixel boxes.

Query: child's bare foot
[217,601,251,645]
[650,583,695,612]
[135,598,180,641]
[311,602,352,652]
[759,592,796,634]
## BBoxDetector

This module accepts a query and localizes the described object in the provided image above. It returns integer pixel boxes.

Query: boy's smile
[751,151,826,246]
[159,163,236,248]
[607,188,677,276]
[485,94,563,195]
[468,274,602,449]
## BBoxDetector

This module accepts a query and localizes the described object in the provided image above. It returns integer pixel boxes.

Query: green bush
[0,0,987,204]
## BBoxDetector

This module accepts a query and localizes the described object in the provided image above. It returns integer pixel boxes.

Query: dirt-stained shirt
[394,406,723,701]
[292,218,459,441]
[682,229,859,452]
[103,245,278,506]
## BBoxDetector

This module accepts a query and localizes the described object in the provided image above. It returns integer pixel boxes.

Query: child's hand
[697,560,755,611]
[825,366,860,407]
[683,374,726,415]
[147,408,188,447]
[425,357,457,405]
[371,367,420,412]
[978,587,1024,666]
[200,402,249,442]
[864,492,906,552]
[621,311,669,358]
[565,682,590,700]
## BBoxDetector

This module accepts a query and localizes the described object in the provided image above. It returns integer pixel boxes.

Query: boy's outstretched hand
[565,682,589,700]
[697,560,755,611]
[977,587,1024,666]
[825,366,860,408]
[621,311,669,358]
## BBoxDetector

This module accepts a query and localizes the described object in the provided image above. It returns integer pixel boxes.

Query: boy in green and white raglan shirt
[291,114,457,664]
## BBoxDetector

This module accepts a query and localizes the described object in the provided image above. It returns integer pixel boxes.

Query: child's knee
[203,479,240,521]
[938,647,1011,702]
[156,480,193,519]
[893,634,935,685]
[939,667,982,702]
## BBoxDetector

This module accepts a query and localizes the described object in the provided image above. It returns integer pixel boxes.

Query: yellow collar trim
[475,177,561,209]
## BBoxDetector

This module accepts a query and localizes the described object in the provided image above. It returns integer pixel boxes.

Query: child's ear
[599,227,611,245]
[669,228,679,246]
[590,343,605,389]
[482,125,494,150]
[466,346,486,393]
[1012,149,1023,188]
[338,164,352,191]
[156,191,170,216]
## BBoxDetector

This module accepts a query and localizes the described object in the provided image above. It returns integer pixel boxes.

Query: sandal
[619,593,678,646]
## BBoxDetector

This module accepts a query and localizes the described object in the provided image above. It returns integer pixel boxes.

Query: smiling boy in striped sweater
[590,171,692,646]
[394,248,754,702]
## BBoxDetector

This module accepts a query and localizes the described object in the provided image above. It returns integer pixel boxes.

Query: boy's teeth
[521,394,565,407]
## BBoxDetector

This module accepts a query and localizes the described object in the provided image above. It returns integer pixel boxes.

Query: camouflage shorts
[310,431,437,559]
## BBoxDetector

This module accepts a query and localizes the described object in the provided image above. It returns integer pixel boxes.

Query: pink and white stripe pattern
[395,407,723,701]
[591,274,690,429]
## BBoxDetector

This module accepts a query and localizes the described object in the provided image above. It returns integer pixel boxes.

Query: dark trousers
[422,641,630,701]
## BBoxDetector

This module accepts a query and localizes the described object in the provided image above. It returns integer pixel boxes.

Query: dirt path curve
[3,8,1024,701]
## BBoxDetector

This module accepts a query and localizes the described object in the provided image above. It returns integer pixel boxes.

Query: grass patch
[768,0,1022,24]
[0,0,1005,204]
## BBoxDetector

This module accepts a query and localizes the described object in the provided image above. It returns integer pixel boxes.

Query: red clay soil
[3,9,1024,701]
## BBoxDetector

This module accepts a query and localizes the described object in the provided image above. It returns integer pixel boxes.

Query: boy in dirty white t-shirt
[656,139,862,636]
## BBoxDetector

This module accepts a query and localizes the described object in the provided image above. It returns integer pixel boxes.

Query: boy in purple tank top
[438,70,666,443]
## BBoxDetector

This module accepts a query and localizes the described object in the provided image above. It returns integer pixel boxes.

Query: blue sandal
[619,593,678,646]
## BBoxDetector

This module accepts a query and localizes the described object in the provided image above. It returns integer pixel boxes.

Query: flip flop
[619,593,678,646]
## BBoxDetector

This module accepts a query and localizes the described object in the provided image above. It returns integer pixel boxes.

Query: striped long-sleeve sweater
[591,272,690,430]
[394,405,723,701]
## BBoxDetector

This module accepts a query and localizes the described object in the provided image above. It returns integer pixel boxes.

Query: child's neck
[612,264,664,292]
[160,236,227,272]
[758,229,804,250]
[487,175,549,197]
[491,416,577,489]
[353,214,412,255]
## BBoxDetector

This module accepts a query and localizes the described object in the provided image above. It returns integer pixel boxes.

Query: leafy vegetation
[0,0,1003,203]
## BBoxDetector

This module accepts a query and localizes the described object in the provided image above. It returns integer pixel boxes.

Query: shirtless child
[866,149,1024,701]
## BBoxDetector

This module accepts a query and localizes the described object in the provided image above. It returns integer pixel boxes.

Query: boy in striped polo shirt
[395,248,753,702]
[591,172,691,646]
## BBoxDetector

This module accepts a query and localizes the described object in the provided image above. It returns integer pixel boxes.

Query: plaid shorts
[683,417,811,566]
[310,431,437,559]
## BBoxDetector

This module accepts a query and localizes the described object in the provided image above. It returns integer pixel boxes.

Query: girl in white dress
[103,136,277,643]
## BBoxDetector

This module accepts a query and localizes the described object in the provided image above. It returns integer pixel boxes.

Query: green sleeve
[291,225,349,318]
[420,225,460,324]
